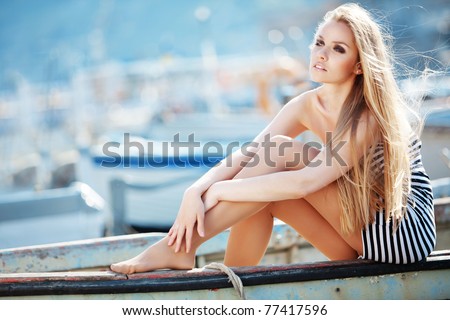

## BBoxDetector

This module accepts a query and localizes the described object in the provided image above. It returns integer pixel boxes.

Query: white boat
[80,111,272,234]
[0,182,106,250]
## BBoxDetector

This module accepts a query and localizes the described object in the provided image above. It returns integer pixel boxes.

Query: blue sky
[0,0,447,88]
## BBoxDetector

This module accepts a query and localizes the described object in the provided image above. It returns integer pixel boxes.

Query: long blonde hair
[321,3,413,233]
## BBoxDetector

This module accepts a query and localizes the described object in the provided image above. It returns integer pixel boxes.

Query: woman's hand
[167,188,205,253]
[202,183,221,212]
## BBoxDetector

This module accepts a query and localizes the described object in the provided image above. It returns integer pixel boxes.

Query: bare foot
[110,237,195,274]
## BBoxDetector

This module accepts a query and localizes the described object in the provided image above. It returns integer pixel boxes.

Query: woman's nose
[317,47,328,61]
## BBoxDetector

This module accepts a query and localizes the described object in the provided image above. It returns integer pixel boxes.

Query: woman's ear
[354,62,363,75]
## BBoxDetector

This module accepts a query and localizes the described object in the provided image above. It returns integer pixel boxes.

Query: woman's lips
[313,64,327,71]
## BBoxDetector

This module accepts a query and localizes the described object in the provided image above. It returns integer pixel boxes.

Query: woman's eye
[334,45,345,53]
[315,39,324,46]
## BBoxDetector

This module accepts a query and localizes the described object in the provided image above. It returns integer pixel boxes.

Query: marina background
[0,0,448,250]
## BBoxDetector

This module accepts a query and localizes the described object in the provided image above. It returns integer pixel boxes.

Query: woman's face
[309,20,360,85]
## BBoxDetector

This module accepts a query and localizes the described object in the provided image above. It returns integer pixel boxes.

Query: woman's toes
[110,262,131,274]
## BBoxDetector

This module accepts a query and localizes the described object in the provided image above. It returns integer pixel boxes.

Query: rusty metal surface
[2,270,449,300]
[1,213,449,274]
[0,222,307,273]
[0,233,165,273]
[0,253,449,299]
[0,271,125,284]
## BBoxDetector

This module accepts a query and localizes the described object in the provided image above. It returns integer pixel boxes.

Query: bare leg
[110,136,361,274]
[224,206,274,266]
[110,135,298,274]
[224,138,362,266]
[272,184,362,259]
[110,200,270,274]
[223,136,337,266]
[224,195,360,266]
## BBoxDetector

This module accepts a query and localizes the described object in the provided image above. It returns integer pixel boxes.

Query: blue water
[0,0,447,88]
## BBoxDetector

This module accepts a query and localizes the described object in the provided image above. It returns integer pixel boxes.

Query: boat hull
[1,251,449,299]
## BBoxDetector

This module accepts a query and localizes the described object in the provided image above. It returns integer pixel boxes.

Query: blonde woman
[111,3,436,274]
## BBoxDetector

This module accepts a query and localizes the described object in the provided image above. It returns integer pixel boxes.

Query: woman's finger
[174,226,186,253]
[185,227,193,253]
[167,225,177,246]
[196,212,205,238]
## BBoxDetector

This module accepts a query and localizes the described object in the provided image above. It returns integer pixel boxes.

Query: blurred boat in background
[0,3,447,246]
[0,52,308,246]
[84,110,271,234]
[0,69,448,247]
[0,182,105,249]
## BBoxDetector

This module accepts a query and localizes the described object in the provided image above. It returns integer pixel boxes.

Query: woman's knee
[264,135,319,170]
[235,135,320,177]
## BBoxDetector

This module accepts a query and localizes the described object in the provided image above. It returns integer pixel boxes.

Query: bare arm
[204,115,376,209]
[185,94,308,196]
[169,94,308,252]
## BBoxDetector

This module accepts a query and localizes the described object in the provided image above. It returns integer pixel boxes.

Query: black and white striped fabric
[360,138,436,264]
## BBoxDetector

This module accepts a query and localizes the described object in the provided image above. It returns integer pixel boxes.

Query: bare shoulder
[282,88,318,120]
[288,88,317,108]
[259,88,319,138]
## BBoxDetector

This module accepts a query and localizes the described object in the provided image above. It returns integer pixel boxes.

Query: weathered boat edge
[1,250,449,299]
[0,222,306,273]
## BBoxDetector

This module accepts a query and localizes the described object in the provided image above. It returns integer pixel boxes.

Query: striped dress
[360,137,436,264]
